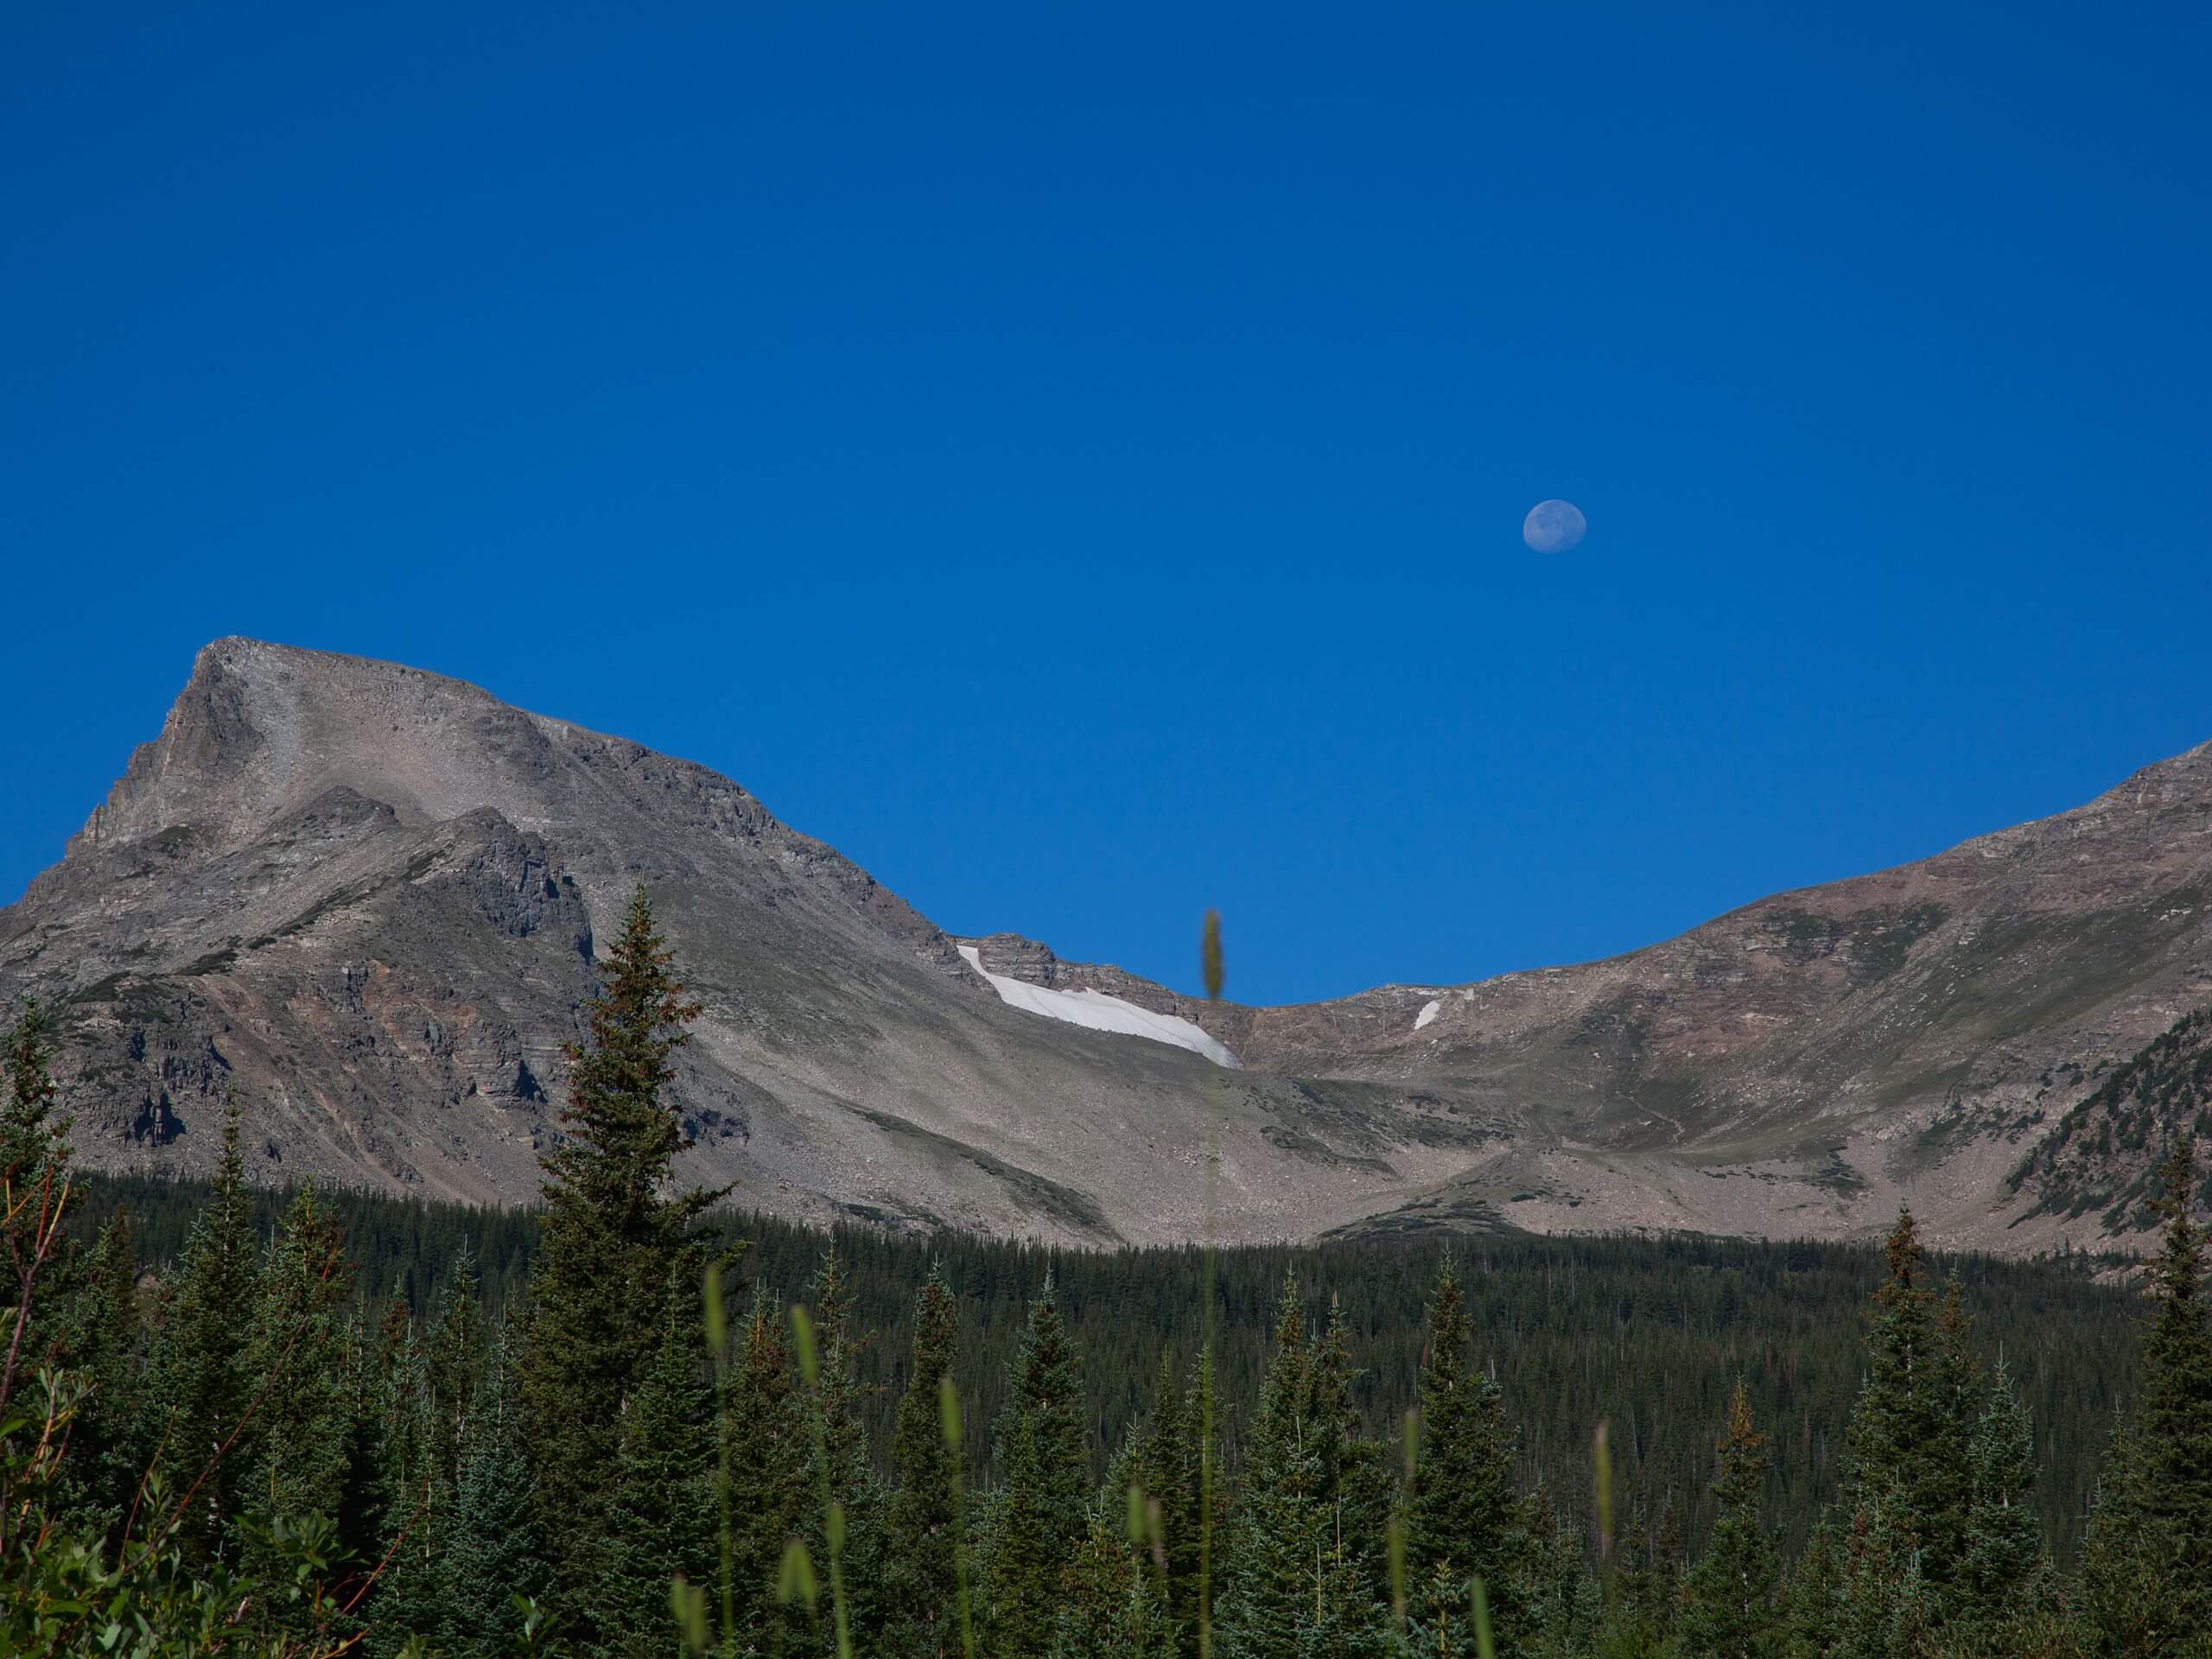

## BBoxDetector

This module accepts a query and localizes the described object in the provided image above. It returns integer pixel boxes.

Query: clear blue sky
[3,3,2206,1005]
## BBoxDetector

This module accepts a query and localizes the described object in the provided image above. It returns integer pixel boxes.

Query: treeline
[73,1172,2143,1564]
[5,888,2212,1657]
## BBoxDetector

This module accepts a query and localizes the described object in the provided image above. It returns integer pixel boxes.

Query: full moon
[1522,499,1587,554]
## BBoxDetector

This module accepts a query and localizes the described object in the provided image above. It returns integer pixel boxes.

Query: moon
[1522,499,1587,554]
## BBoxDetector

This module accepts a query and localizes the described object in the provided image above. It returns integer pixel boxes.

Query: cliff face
[6,639,2209,1252]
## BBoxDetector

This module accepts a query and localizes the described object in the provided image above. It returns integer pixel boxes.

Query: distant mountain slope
[4,639,2209,1252]
[2005,1004,2212,1230]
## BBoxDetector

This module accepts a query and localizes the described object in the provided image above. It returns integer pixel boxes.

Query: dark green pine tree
[1304,1296,1397,1659]
[1,1001,71,1416]
[516,885,715,1612]
[1953,1354,2050,1635]
[592,1270,716,1658]
[238,1183,358,1618]
[982,1274,1091,1659]
[149,1095,261,1567]
[1678,1382,1783,1659]
[1779,1516,1842,1659]
[1522,1484,1602,1659]
[885,1266,963,1658]
[441,1326,548,1659]
[1216,1274,1325,1659]
[1128,1349,1207,1656]
[1402,1250,1531,1658]
[797,1240,886,1656]
[1052,1503,1174,1659]
[2078,1135,2212,1656]
[1604,1496,1681,1659]
[60,1209,149,1542]
[367,1287,483,1656]
[423,1239,485,1497]
[1827,1209,1978,1636]
[726,1284,810,1648]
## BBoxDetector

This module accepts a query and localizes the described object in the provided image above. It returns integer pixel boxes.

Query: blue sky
[3,3,2206,1005]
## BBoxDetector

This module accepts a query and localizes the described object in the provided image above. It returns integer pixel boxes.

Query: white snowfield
[1414,998,1441,1031]
[958,945,1242,1068]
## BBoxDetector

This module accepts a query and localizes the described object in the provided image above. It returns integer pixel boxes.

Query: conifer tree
[1955,1354,2050,1634]
[1053,1503,1174,1659]
[441,1328,547,1658]
[593,1273,715,1657]
[1,1001,69,1416]
[886,1266,963,1658]
[424,1240,484,1496]
[238,1184,357,1616]
[150,1096,261,1567]
[983,1274,1090,1659]
[1128,1348,1207,1656]
[360,1305,442,1658]
[796,1240,885,1655]
[1678,1382,1782,1659]
[726,1285,810,1648]
[1306,1295,1396,1657]
[1215,1275,1324,1658]
[1604,1496,1679,1659]
[62,1209,148,1541]
[517,885,714,1610]
[2078,1135,2212,1656]
[1402,1250,1530,1657]
[1522,1485,1603,1659]
[1825,1209,1979,1637]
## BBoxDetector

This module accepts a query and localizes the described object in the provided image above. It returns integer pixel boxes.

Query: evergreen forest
[9,889,2212,1657]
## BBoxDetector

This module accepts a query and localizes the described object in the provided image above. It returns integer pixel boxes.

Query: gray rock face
[6,639,2210,1253]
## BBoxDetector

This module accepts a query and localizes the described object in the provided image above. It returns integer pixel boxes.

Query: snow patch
[958,945,1240,1068]
[1414,998,1441,1032]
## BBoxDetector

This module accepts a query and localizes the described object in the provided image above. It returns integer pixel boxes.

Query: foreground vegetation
[6,892,2212,1656]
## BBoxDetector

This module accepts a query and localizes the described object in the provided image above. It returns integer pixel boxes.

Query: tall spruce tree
[1,1001,69,1419]
[150,1096,261,1567]
[1824,1209,1979,1638]
[796,1240,885,1656]
[1955,1354,2050,1635]
[886,1266,963,1658]
[424,1240,484,1497]
[1215,1274,1325,1659]
[361,1300,442,1658]
[441,1326,547,1658]
[727,1284,810,1649]
[1678,1382,1782,1659]
[1128,1347,1208,1657]
[592,1270,716,1657]
[1306,1295,1396,1657]
[1052,1502,1174,1659]
[516,885,714,1618]
[61,1208,147,1541]
[983,1274,1090,1659]
[2078,1136,2212,1656]
[1605,1495,1681,1659]
[238,1184,358,1624]
[1402,1250,1530,1657]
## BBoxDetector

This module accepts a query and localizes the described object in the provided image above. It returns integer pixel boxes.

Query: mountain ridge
[5,638,2208,1254]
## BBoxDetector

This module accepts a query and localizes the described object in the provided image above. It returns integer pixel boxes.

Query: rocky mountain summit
[4,639,2209,1251]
